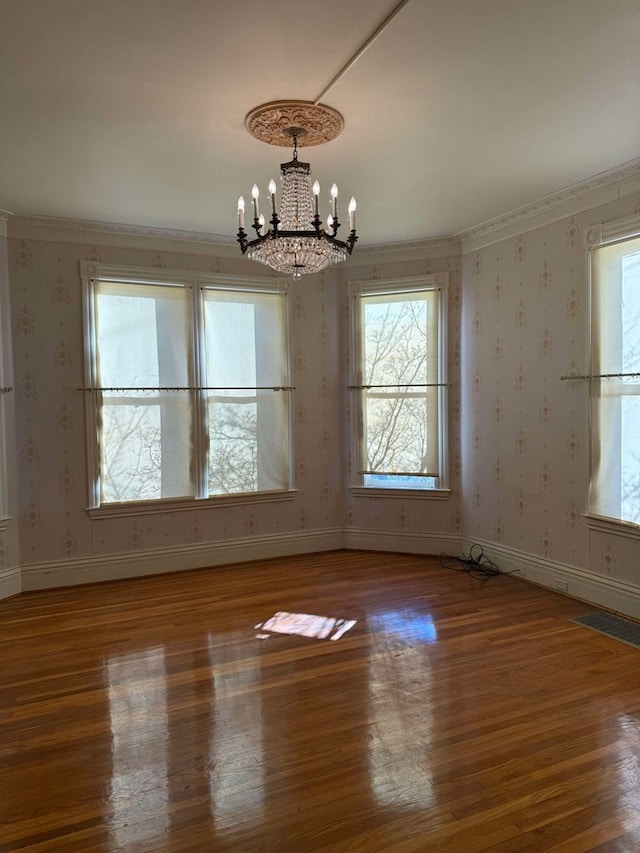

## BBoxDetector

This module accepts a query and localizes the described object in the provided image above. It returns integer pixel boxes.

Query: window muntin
[590,231,640,525]
[84,268,290,508]
[350,277,447,491]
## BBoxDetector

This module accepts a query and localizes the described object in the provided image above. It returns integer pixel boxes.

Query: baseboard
[18,527,640,618]
[0,564,21,600]
[21,528,345,591]
[463,537,640,620]
[344,527,462,556]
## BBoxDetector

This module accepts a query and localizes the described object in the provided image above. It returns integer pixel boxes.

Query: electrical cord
[439,543,516,581]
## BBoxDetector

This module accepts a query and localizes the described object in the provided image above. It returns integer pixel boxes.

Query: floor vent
[571,612,640,650]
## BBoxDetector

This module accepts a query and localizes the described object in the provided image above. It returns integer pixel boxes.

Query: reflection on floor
[3,550,640,852]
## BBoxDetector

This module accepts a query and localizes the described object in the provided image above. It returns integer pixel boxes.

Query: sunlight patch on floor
[255,612,357,641]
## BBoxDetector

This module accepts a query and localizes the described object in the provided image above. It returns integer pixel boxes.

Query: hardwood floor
[2,550,640,852]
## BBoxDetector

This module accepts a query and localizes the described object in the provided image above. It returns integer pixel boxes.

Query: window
[349,275,448,492]
[589,223,640,525]
[82,264,291,509]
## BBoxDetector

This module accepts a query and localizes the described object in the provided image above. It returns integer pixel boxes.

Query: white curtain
[203,290,289,494]
[94,280,193,503]
[590,235,640,523]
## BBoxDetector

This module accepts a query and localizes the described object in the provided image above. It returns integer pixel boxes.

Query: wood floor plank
[2,550,640,851]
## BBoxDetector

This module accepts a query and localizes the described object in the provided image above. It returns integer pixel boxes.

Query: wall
[7,226,346,589]
[460,189,640,615]
[4,165,640,616]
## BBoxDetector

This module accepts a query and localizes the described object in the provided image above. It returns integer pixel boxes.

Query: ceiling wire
[313,0,414,105]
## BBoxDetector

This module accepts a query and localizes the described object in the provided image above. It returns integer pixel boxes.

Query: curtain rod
[560,372,640,381]
[77,385,295,392]
[349,383,447,390]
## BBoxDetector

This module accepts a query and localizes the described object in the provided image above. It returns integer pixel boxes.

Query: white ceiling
[1,0,639,246]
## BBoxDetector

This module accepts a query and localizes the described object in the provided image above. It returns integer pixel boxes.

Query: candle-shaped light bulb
[312,180,320,216]
[327,214,334,231]
[330,183,338,219]
[268,179,277,215]
[251,184,260,220]
[238,195,245,229]
[348,196,357,231]
[258,214,265,232]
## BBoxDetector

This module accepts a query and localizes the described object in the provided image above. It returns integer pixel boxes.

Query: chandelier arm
[243,231,272,250]
[237,226,249,253]
[345,231,358,254]
[324,231,358,253]
[242,228,358,252]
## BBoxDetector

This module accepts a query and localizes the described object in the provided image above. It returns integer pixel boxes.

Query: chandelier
[237,101,358,279]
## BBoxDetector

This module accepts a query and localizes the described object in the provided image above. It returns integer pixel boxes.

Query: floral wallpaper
[5,184,640,596]
[461,191,640,586]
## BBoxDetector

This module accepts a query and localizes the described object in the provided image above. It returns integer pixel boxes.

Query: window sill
[584,512,640,541]
[88,490,298,519]
[350,487,451,501]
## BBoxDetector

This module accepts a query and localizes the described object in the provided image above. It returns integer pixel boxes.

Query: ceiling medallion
[245,100,345,147]
[237,100,358,280]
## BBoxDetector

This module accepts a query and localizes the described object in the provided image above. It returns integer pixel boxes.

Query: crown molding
[0,209,13,239]
[9,214,235,244]
[458,156,640,254]
[8,213,462,265]
[7,214,239,256]
[347,235,461,267]
[8,154,640,261]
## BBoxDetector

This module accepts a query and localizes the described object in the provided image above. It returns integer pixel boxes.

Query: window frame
[586,213,640,534]
[348,274,449,498]
[81,261,295,516]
